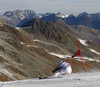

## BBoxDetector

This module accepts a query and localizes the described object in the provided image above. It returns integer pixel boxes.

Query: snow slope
[0,72,100,87]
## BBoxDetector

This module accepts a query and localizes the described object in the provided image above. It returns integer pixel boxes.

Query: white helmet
[58,59,63,63]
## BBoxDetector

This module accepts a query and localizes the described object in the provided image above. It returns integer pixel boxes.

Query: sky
[0,0,100,14]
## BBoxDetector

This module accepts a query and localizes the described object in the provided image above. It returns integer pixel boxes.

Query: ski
[39,76,62,79]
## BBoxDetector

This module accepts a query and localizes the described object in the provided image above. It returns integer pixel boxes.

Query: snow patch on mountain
[32,39,100,62]
[40,12,69,18]
[68,13,79,17]
[73,56,100,63]
[20,42,39,48]
[56,12,69,18]
[79,39,100,55]
[78,39,88,46]
[90,49,100,55]
[46,51,70,58]
[45,50,100,62]
[15,27,20,30]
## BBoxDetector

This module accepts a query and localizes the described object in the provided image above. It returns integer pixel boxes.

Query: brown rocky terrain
[0,18,100,82]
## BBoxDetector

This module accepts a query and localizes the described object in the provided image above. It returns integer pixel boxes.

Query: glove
[52,68,58,73]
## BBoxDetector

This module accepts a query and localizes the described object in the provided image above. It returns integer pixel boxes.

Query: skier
[52,59,72,76]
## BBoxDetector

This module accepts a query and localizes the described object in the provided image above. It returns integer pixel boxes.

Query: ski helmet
[58,59,63,63]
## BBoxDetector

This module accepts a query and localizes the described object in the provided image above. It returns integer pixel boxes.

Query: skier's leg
[66,66,72,74]
[54,72,60,76]
[54,69,66,76]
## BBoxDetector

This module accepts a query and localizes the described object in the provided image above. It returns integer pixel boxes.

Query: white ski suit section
[55,62,72,76]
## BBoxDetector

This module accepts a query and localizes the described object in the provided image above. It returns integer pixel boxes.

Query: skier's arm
[52,64,62,73]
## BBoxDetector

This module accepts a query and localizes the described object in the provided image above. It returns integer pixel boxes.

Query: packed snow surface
[0,72,100,87]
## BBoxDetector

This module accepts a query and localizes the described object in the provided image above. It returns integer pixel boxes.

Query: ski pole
[43,68,50,72]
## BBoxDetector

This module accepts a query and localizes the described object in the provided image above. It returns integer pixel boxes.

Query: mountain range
[1,9,100,30]
[0,10,100,81]
[41,12,100,30]
[0,9,41,27]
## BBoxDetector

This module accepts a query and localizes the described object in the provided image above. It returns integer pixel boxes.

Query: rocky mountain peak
[56,12,69,18]
[77,12,89,18]
[3,9,40,19]
[0,19,6,26]
[0,10,41,26]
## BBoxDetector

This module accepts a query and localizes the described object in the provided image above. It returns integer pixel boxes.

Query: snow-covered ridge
[56,12,69,18]
[39,12,69,18]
